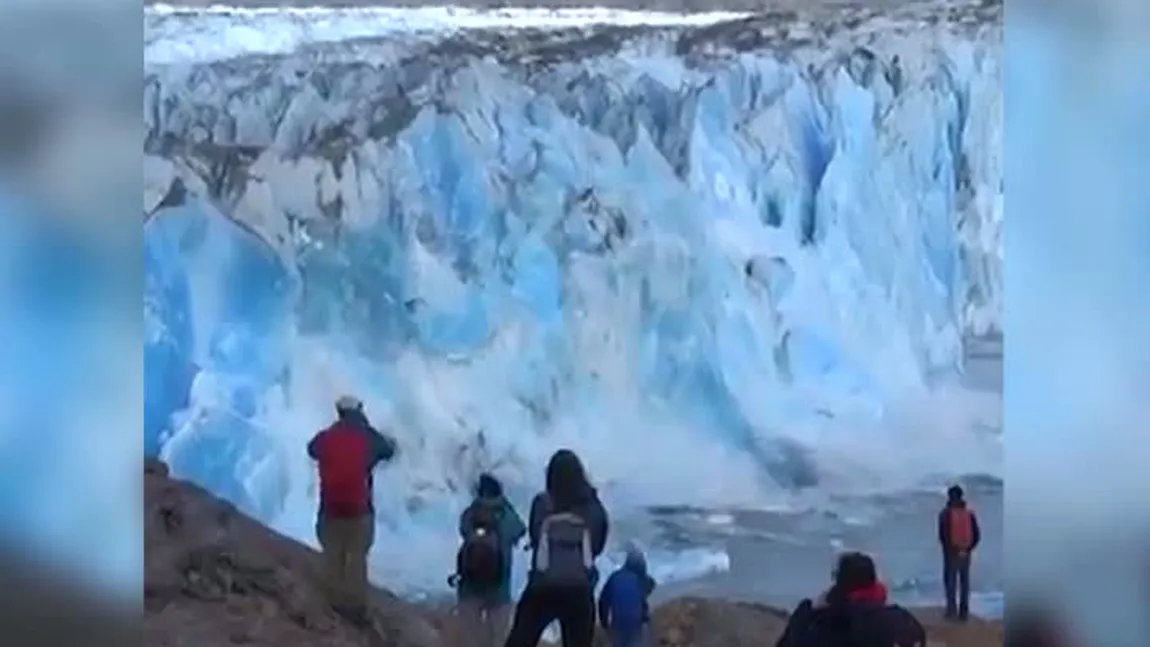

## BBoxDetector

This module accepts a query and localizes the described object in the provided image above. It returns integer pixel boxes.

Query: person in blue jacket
[598,544,657,647]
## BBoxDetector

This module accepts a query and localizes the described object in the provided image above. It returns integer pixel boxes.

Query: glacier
[144,0,1003,595]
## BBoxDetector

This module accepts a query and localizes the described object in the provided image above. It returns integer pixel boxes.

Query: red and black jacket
[307,411,397,517]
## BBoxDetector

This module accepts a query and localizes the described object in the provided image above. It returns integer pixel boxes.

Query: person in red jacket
[939,484,981,621]
[307,395,398,624]
[775,551,926,647]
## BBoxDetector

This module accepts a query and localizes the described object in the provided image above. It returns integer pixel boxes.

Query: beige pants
[316,515,375,611]
[452,600,511,647]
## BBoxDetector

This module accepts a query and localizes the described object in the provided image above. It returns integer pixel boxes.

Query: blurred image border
[1004,0,1150,645]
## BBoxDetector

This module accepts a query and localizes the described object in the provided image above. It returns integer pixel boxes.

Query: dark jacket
[526,487,609,583]
[938,500,981,553]
[307,409,397,515]
[457,494,527,604]
[776,585,926,647]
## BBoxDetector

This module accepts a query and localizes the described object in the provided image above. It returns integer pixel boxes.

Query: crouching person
[776,552,926,647]
[598,544,657,647]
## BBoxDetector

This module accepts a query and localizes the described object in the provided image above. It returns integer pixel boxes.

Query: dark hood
[475,494,505,509]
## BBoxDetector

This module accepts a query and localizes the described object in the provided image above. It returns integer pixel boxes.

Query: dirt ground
[646,597,1001,647]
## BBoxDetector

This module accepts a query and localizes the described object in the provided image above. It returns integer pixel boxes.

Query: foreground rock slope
[144,459,1002,646]
[649,598,1002,647]
[144,458,443,647]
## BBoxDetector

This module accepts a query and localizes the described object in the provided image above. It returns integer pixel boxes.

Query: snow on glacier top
[145,0,1000,66]
[146,4,751,64]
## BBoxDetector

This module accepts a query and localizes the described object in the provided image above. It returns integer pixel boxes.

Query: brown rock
[647,597,1002,647]
[649,598,788,647]
[145,457,171,478]
[144,460,445,647]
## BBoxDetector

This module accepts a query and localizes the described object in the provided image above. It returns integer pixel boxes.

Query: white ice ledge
[145,4,753,64]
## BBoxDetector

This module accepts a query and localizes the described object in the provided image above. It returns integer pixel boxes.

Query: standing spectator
[503,449,609,647]
[307,395,397,625]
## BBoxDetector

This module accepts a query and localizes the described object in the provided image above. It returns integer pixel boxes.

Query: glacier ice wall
[144,4,1002,593]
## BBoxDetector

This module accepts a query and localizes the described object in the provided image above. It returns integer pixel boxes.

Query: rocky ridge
[144,458,443,647]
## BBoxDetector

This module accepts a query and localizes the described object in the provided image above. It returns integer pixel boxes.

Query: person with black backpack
[504,449,610,647]
[450,473,527,647]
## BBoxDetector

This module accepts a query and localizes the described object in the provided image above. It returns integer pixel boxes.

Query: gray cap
[335,395,363,413]
[623,542,647,571]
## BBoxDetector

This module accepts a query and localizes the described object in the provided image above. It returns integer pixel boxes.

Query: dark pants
[943,551,972,618]
[316,514,375,616]
[503,581,595,647]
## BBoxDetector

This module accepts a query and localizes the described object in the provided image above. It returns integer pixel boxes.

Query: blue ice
[145,203,293,517]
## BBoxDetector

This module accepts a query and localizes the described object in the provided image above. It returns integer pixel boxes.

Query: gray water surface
[645,336,1003,616]
[647,480,1003,616]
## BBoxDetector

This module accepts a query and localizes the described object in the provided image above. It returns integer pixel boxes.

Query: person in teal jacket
[453,473,527,647]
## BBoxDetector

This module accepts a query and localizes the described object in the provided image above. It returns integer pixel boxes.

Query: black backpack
[456,504,504,591]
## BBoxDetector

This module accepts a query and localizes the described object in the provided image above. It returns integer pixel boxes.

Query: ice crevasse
[144,3,1003,593]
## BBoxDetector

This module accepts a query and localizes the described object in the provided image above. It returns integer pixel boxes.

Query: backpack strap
[580,520,592,568]
[532,493,551,569]
[537,511,574,571]
[536,513,552,571]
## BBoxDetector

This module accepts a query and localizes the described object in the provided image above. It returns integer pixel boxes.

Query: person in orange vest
[938,484,981,621]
